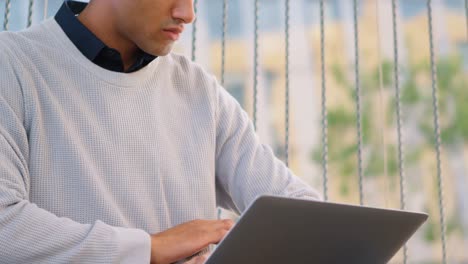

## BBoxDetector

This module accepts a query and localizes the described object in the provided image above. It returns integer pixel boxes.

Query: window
[259,0,282,32]
[204,0,243,39]
[226,75,246,107]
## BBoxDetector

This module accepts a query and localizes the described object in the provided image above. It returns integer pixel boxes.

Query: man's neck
[77,1,138,71]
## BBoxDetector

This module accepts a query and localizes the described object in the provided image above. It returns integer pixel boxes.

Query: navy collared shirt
[55,1,156,73]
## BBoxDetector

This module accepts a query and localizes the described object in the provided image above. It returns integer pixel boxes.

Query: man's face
[110,0,195,56]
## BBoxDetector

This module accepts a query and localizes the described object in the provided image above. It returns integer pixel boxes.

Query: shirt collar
[55,0,157,73]
[55,1,105,62]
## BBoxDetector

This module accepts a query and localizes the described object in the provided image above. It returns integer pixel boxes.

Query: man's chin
[146,44,174,57]
[158,50,172,56]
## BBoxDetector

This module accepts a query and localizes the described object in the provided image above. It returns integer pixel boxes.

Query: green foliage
[331,64,348,87]
[386,145,399,177]
[364,149,385,178]
[401,77,420,105]
[340,181,350,196]
[313,55,468,202]
[423,212,461,243]
[414,56,468,147]
[436,56,461,96]
[386,97,396,126]
[441,122,459,146]
[447,214,462,235]
[311,149,323,164]
[407,148,423,164]
[334,144,357,162]
[419,121,436,145]
[369,60,394,90]
[363,145,399,180]
[328,108,355,128]
[455,99,468,140]
[340,159,356,179]
[361,103,372,145]
[424,219,436,242]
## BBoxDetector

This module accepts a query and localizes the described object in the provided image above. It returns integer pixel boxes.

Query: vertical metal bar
[391,0,408,262]
[284,0,290,167]
[3,0,11,31]
[319,0,329,202]
[27,0,34,28]
[191,0,198,61]
[221,0,228,86]
[44,0,49,20]
[375,0,390,209]
[427,1,447,263]
[352,0,364,206]
[253,0,259,130]
[216,0,229,221]
[465,0,468,40]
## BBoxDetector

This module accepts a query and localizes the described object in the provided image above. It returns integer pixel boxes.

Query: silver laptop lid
[206,195,428,264]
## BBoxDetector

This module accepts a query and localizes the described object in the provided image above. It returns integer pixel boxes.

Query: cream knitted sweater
[0,19,320,263]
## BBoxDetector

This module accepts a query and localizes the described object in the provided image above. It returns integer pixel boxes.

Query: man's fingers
[150,219,233,264]
[184,254,210,264]
[205,219,234,244]
[221,219,235,229]
[205,219,234,230]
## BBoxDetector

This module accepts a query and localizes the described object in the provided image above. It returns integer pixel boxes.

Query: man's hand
[150,219,234,264]
[184,254,210,264]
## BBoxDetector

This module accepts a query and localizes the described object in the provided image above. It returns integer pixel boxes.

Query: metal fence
[1,0,467,263]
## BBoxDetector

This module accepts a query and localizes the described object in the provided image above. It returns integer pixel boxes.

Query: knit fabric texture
[0,19,321,263]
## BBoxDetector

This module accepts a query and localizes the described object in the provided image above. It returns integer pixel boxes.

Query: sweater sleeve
[0,47,150,264]
[214,81,322,214]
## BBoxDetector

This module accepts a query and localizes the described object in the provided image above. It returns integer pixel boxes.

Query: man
[0,0,320,263]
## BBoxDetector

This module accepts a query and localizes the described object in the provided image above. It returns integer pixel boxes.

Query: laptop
[205,195,428,264]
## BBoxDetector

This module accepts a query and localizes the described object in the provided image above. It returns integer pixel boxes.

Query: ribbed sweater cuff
[114,226,151,264]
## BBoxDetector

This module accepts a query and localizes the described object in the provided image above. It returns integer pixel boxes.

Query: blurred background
[1,0,467,263]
